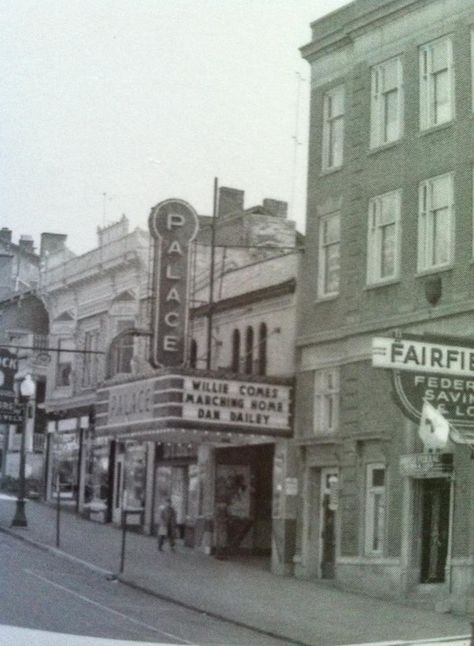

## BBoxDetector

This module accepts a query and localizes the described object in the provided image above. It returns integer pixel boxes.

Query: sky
[1,0,351,255]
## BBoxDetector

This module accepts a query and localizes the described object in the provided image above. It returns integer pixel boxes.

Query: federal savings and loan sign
[372,336,474,427]
[98,374,292,436]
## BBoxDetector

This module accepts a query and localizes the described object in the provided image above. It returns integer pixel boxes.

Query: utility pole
[206,177,218,370]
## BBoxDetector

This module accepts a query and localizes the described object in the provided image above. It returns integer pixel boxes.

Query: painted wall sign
[0,349,22,424]
[182,376,291,430]
[148,199,199,368]
[373,336,474,377]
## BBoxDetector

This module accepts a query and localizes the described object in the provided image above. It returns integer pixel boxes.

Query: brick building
[295,0,474,611]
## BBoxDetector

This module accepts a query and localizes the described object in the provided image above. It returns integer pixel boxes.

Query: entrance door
[320,468,338,579]
[112,453,125,524]
[420,478,450,584]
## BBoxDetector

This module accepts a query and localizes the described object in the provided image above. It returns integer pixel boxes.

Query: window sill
[319,165,343,178]
[315,293,339,303]
[415,264,453,278]
[367,139,403,156]
[364,277,400,290]
[418,120,453,138]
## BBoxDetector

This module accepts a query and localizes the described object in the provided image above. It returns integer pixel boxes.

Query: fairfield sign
[148,199,199,368]
[372,335,474,428]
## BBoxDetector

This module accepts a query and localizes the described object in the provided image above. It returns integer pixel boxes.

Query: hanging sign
[0,349,22,423]
[148,199,199,368]
[373,335,474,430]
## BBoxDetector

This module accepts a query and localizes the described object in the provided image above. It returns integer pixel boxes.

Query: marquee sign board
[372,335,474,429]
[0,349,22,424]
[148,199,199,368]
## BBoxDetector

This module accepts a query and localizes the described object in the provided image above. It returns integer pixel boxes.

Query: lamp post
[11,374,36,528]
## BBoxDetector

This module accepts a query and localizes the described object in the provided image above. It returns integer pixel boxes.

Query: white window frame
[417,172,454,272]
[370,56,403,148]
[365,463,386,556]
[322,85,344,170]
[419,36,454,130]
[367,190,401,284]
[318,212,340,298]
[313,368,339,435]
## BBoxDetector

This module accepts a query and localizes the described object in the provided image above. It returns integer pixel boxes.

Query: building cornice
[296,298,474,348]
[191,278,296,317]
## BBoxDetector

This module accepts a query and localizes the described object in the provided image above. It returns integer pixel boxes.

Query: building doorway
[420,478,450,584]
[320,468,338,579]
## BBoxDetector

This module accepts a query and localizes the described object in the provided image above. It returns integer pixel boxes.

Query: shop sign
[160,443,197,460]
[0,349,22,424]
[399,453,453,478]
[372,336,474,377]
[182,376,291,430]
[373,335,474,430]
[285,477,298,496]
[108,379,154,425]
[148,199,199,368]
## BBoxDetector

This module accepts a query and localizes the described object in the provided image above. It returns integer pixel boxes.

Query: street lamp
[11,374,36,528]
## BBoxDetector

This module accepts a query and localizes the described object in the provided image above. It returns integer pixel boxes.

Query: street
[0,533,287,645]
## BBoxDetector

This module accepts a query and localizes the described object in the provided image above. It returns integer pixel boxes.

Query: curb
[0,524,309,646]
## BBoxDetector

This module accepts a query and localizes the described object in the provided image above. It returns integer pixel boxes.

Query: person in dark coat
[158,498,177,551]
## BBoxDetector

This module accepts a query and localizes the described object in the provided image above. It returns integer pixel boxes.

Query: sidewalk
[0,496,470,646]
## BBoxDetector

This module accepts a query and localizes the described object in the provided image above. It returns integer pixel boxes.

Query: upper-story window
[322,85,344,170]
[370,56,403,147]
[365,463,386,556]
[418,173,454,272]
[419,36,454,130]
[82,329,100,387]
[55,338,73,387]
[367,190,401,284]
[245,326,254,374]
[231,329,240,373]
[313,368,339,434]
[258,323,267,376]
[189,339,198,369]
[318,212,340,298]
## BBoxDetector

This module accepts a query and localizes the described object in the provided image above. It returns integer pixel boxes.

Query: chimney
[218,187,244,218]
[19,235,35,253]
[0,228,12,246]
[263,198,288,219]
[0,254,13,299]
[40,232,68,258]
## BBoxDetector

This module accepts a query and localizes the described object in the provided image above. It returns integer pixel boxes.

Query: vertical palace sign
[148,199,199,368]
[372,335,474,429]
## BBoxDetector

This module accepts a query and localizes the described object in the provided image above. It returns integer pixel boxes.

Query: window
[367,190,401,284]
[55,338,73,387]
[322,85,344,170]
[420,37,454,130]
[313,369,339,434]
[109,319,135,376]
[245,326,254,374]
[318,212,340,297]
[231,329,240,373]
[258,323,267,376]
[189,339,198,369]
[82,330,100,387]
[365,464,386,556]
[418,173,454,271]
[370,57,403,147]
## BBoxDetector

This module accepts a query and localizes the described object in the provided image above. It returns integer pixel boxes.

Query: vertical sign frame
[148,199,199,368]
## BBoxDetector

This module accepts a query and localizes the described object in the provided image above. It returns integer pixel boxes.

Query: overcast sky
[1,0,350,254]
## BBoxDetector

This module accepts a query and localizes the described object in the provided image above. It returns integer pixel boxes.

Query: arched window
[231,329,240,373]
[245,326,254,374]
[258,322,267,376]
[109,333,134,376]
[190,339,198,368]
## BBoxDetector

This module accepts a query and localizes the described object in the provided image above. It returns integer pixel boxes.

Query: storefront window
[52,430,79,500]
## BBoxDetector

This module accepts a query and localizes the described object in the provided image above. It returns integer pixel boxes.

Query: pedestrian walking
[157,498,177,551]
